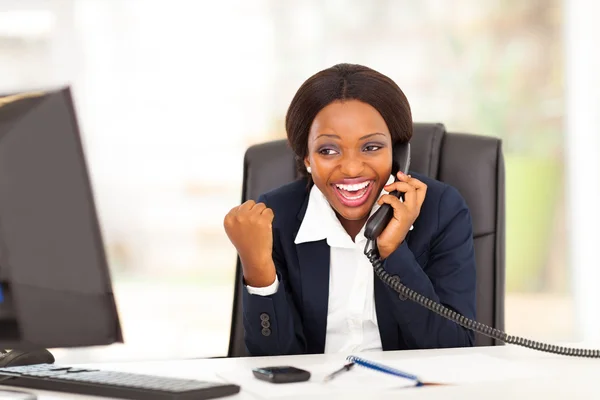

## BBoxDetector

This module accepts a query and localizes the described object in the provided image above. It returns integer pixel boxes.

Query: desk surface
[9,344,600,400]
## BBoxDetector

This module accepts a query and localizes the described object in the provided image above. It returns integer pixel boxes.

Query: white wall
[0,0,76,93]
[565,0,600,343]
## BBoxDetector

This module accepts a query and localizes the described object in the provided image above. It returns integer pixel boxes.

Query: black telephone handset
[364,142,411,241]
[362,142,600,358]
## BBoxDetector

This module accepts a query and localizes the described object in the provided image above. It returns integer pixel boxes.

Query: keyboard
[0,363,240,400]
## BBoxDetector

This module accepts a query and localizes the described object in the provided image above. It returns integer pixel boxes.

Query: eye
[318,148,339,156]
[364,144,383,152]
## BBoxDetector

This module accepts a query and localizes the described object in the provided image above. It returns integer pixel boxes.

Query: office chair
[227,123,505,357]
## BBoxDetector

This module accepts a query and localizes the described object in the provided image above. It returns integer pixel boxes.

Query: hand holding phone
[375,171,427,259]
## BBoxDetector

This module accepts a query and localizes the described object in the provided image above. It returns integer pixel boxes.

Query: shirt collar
[295,174,408,248]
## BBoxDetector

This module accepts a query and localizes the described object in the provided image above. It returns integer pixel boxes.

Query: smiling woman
[223,63,477,356]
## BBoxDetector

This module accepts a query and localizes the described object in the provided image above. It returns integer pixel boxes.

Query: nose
[339,153,365,176]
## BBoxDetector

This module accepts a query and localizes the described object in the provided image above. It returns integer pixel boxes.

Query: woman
[224,63,476,356]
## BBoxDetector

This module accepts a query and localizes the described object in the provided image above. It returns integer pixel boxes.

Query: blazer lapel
[294,189,331,354]
[296,239,330,354]
[374,275,396,350]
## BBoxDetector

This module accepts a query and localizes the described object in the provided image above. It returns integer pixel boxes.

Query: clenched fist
[223,200,276,287]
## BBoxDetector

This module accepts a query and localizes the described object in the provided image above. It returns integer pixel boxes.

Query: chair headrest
[409,123,446,178]
[243,140,295,201]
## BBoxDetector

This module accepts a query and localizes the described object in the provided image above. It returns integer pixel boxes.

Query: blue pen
[346,356,424,387]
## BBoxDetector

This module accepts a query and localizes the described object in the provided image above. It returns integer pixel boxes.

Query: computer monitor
[0,87,123,350]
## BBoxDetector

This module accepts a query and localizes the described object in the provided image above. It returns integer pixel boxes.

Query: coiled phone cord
[364,240,600,358]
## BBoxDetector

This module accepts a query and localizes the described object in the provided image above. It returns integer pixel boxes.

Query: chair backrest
[227,123,505,357]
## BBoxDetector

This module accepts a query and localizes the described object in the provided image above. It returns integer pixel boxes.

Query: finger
[394,176,425,209]
[395,172,424,189]
[261,207,274,222]
[405,177,427,206]
[223,212,233,228]
[377,194,404,209]
[383,181,415,195]
[250,202,267,214]
[238,200,256,211]
[405,176,426,190]
[226,204,240,217]
[396,171,411,181]
[402,177,422,209]
[403,184,418,209]
[414,183,427,207]
[378,195,412,223]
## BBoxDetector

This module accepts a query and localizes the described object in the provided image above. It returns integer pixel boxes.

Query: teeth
[335,181,370,192]
[340,192,365,200]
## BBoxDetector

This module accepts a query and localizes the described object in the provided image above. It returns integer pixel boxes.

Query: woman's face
[305,99,393,222]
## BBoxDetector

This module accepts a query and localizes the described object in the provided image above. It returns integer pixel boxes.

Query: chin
[336,206,372,221]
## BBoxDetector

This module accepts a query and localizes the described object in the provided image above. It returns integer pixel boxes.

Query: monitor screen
[0,87,122,349]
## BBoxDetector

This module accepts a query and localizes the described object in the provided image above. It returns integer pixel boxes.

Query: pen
[347,356,424,386]
[323,362,354,382]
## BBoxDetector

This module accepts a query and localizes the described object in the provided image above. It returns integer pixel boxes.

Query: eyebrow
[314,132,387,141]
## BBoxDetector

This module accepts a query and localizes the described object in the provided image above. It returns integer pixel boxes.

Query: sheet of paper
[385,353,543,384]
[217,362,418,399]
[217,353,544,398]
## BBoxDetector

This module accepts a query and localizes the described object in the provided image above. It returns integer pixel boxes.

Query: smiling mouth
[332,180,375,207]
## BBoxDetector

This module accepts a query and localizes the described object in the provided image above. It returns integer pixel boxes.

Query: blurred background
[1,0,598,363]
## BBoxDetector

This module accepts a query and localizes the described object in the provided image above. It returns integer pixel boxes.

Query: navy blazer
[242,173,476,356]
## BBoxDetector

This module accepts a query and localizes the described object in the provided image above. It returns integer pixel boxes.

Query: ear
[303,157,312,174]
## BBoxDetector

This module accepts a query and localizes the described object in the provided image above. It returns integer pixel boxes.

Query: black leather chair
[227,123,505,357]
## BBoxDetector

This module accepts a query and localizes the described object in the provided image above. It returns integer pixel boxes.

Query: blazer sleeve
[241,194,307,356]
[380,185,476,348]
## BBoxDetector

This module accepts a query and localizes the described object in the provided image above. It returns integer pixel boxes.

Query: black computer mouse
[0,349,55,368]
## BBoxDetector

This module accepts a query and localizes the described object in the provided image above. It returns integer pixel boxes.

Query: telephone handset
[364,142,411,240]
[362,142,600,358]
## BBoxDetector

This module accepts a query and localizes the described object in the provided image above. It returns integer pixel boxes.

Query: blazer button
[261,327,271,337]
[391,275,407,301]
[261,320,270,329]
[260,313,270,321]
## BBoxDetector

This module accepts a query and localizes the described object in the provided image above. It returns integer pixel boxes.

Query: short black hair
[285,63,413,180]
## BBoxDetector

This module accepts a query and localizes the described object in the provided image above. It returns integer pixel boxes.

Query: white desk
[11,344,600,400]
